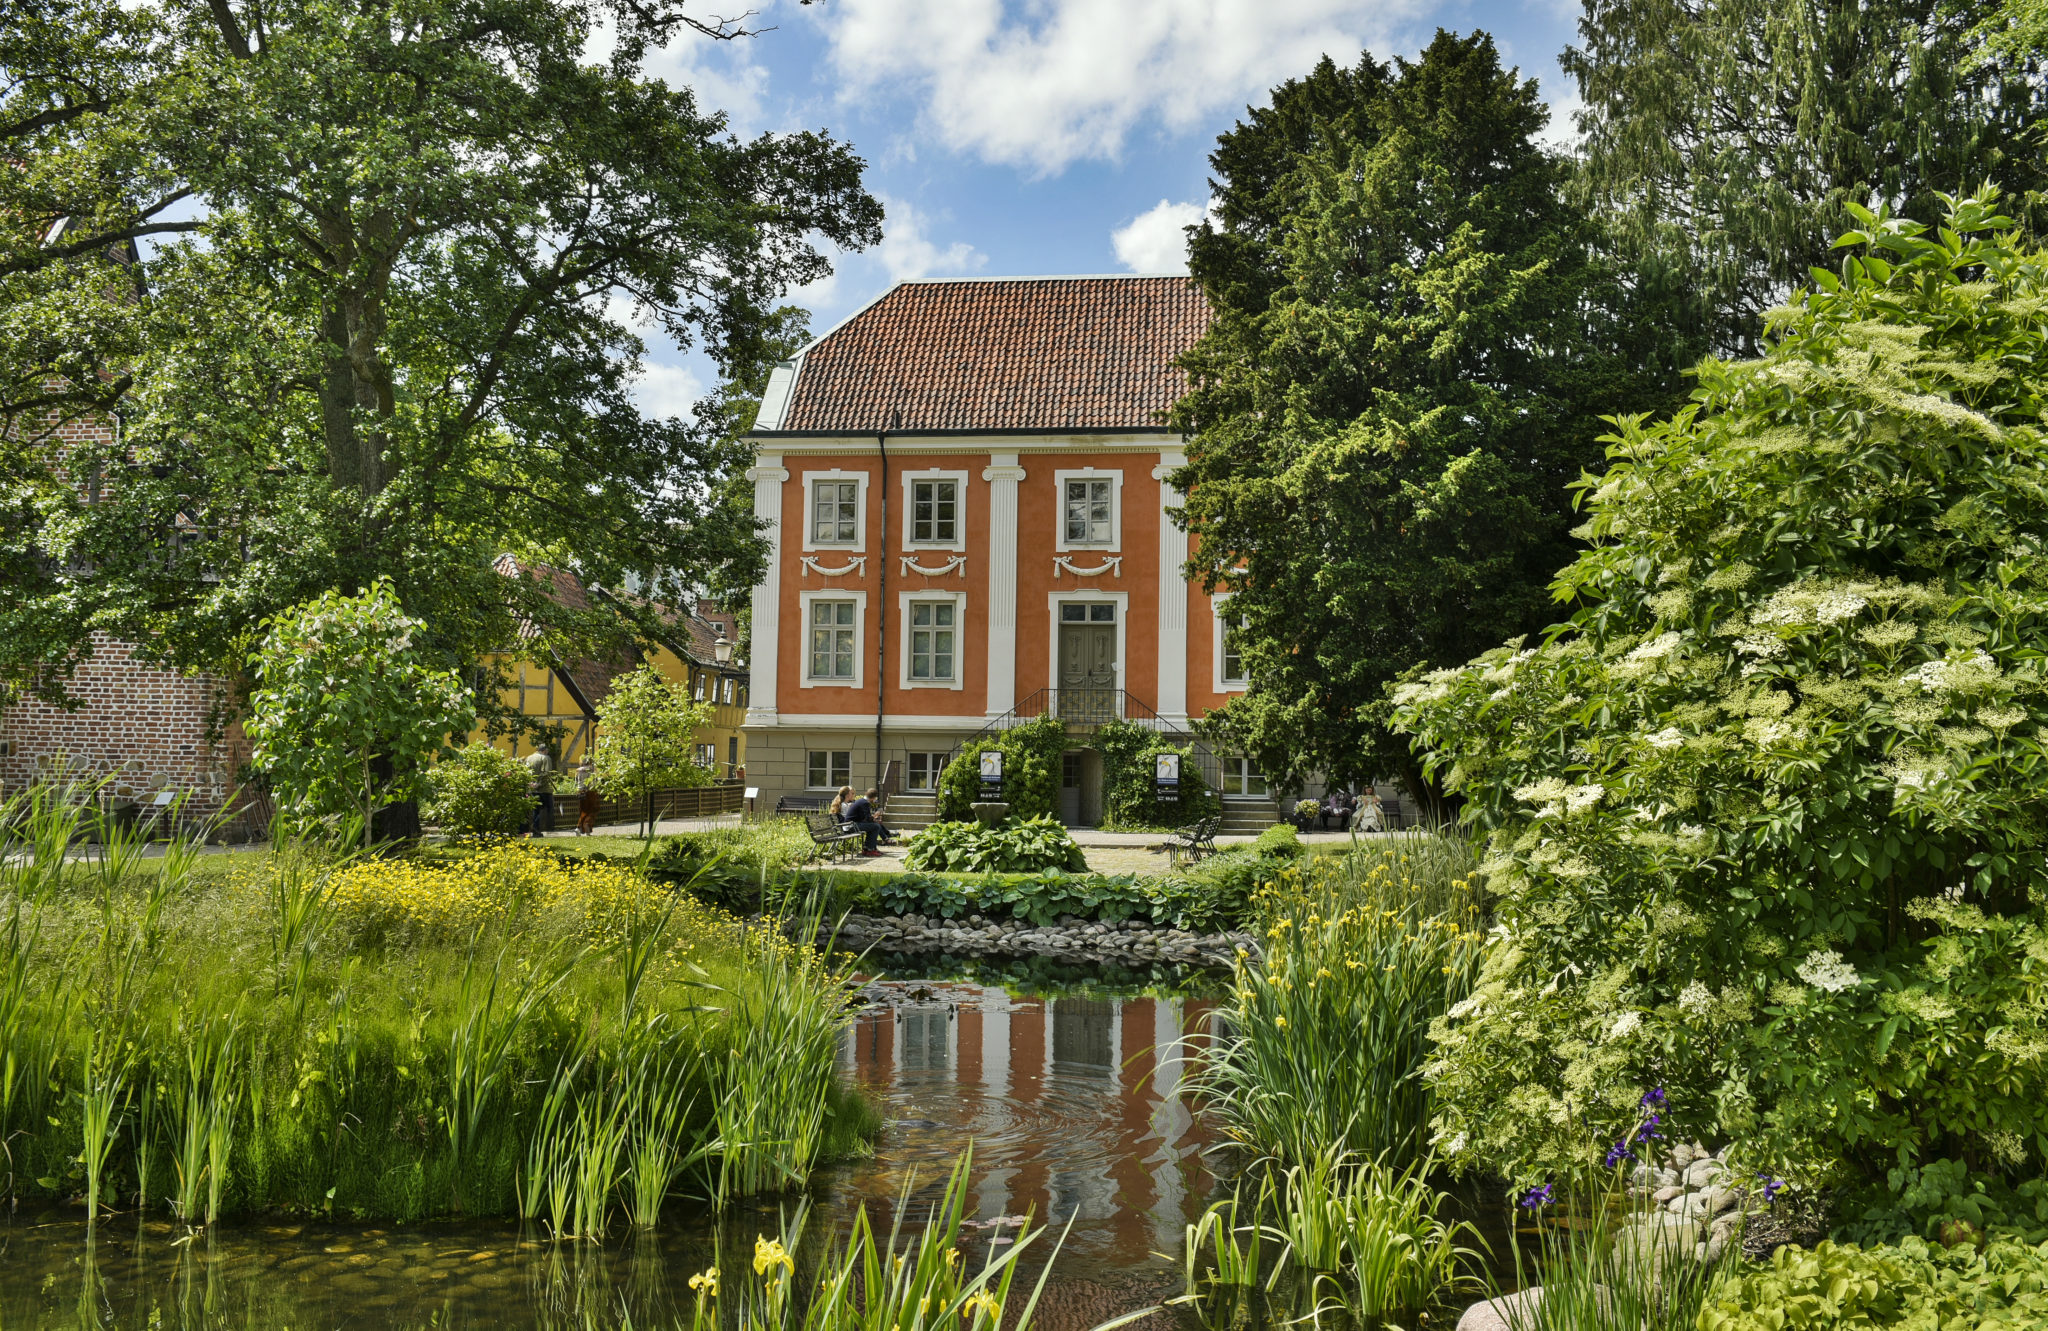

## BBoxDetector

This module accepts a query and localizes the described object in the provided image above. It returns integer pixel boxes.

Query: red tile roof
[769,276,1209,433]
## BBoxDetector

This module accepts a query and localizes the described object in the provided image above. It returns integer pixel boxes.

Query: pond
[0,956,1232,1331]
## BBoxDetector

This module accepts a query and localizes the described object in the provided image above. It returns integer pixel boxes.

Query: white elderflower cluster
[1615,632,1684,678]
[1646,727,1686,749]
[1796,948,1863,993]
[1564,783,1605,813]
[1902,650,2000,695]
[1608,1011,1643,1039]
[1678,981,1714,1016]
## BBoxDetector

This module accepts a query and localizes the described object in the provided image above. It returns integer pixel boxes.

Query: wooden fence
[580,780,745,829]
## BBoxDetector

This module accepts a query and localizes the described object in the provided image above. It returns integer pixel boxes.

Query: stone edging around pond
[821,912,1260,970]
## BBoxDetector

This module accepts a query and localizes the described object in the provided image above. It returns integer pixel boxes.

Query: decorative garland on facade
[1053,556,1123,579]
[800,556,868,577]
[899,554,967,577]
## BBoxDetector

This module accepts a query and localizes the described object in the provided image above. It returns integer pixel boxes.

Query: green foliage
[1393,192,2048,1188]
[0,0,878,708]
[1840,1159,2048,1247]
[423,743,531,835]
[935,714,1066,821]
[1172,32,1682,800]
[1149,850,1271,933]
[1567,0,2048,359]
[1252,824,1304,859]
[903,816,1087,876]
[0,791,865,1222]
[873,870,1165,927]
[1205,848,1485,1171]
[1697,1234,2048,1330]
[245,581,474,843]
[589,664,714,797]
[1092,718,1220,830]
[1270,1152,1483,1323]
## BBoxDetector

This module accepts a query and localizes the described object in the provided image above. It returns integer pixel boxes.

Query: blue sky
[626,0,1587,416]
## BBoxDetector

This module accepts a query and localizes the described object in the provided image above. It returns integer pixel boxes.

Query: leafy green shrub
[1150,848,1270,931]
[872,870,1166,927]
[935,714,1066,821]
[1093,718,1221,830]
[1394,192,2048,1187]
[1252,824,1304,858]
[1839,1159,2048,1248]
[1698,1234,2048,1330]
[423,743,531,835]
[904,815,1087,875]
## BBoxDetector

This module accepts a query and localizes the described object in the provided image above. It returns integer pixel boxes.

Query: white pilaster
[1153,450,1189,724]
[982,452,1027,716]
[745,456,789,725]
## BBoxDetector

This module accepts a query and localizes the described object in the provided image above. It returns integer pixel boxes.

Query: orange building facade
[743,275,1272,820]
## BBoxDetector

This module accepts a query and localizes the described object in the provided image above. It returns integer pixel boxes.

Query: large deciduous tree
[1172,32,1682,802]
[1564,0,2048,357]
[0,0,878,710]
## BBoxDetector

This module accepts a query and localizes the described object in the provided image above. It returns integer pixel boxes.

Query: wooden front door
[1057,608,1117,721]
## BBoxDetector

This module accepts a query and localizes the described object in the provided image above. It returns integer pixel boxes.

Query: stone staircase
[1219,800,1284,836]
[882,791,939,834]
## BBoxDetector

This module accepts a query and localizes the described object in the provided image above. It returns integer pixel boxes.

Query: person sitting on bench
[840,787,893,856]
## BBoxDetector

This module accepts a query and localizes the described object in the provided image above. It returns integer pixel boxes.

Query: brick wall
[0,632,257,836]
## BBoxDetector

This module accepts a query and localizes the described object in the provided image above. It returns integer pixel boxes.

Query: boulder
[1457,1289,1542,1331]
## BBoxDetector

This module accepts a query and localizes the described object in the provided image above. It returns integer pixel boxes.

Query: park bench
[775,794,828,815]
[1165,815,1220,867]
[803,810,864,863]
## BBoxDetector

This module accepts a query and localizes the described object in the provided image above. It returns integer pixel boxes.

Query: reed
[696,1148,1064,1331]
[0,790,870,1225]
[1498,1202,1723,1331]
[1204,837,1485,1170]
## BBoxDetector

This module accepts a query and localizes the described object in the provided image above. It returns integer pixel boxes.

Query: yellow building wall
[470,649,747,779]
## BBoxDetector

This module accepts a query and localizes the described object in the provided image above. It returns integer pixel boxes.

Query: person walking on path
[842,786,893,856]
[574,760,600,836]
[524,751,556,837]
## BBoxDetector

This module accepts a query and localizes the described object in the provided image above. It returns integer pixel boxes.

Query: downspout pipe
[875,411,898,787]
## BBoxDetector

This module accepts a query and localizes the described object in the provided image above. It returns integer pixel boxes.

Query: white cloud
[817,0,1423,174]
[1112,198,1208,273]
[1539,87,1585,154]
[631,360,708,421]
[583,13,774,135]
[876,194,985,281]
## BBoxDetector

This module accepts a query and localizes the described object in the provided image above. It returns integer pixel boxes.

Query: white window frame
[905,751,952,791]
[901,469,969,553]
[806,749,853,790]
[1053,468,1123,553]
[1221,753,1269,799]
[801,470,870,552]
[1213,597,1248,693]
[899,590,967,691]
[799,589,867,689]
[1045,589,1129,701]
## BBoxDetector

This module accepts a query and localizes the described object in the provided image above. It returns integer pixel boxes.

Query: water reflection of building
[842,985,1223,1266]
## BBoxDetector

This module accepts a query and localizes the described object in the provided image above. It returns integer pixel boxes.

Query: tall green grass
[1202,831,1485,1170]
[0,784,869,1225]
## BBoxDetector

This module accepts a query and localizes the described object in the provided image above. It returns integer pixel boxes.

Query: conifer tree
[1565,0,2048,356]
[1172,32,1683,802]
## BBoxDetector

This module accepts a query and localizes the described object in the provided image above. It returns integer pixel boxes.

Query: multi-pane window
[1220,614,1246,684]
[809,599,857,679]
[811,480,859,543]
[726,737,739,774]
[908,601,956,681]
[693,672,707,700]
[1221,754,1268,798]
[911,479,958,544]
[721,677,735,705]
[905,751,951,791]
[694,743,716,768]
[1060,602,1116,623]
[1064,478,1114,545]
[807,750,852,789]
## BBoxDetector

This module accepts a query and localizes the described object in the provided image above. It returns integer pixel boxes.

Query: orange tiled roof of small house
[757,275,1210,435]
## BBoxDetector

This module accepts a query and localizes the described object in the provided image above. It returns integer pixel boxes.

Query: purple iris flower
[1520,1183,1555,1210]
[1640,1087,1667,1109]
[1759,1177,1785,1202]
[1634,1112,1664,1144]
[1604,1142,1637,1168]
